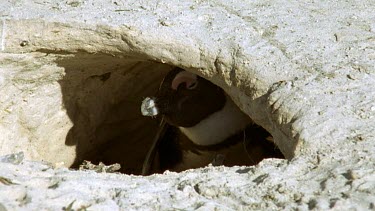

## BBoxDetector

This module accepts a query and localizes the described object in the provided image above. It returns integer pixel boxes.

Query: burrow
[56,52,285,175]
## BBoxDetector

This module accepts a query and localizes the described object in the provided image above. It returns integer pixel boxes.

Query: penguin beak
[141,95,171,117]
[141,97,159,117]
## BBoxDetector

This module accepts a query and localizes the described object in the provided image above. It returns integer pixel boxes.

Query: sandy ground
[0,151,374,210]
[0,0,374,210]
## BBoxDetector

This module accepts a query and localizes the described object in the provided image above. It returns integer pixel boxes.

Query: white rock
[0,0,374,210]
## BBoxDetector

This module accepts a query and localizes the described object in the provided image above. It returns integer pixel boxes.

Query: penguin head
[151,68,226,127]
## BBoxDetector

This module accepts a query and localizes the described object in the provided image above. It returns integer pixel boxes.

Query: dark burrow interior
[56,53,284,175]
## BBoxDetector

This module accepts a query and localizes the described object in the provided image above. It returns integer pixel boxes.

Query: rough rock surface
[0,0,374,210]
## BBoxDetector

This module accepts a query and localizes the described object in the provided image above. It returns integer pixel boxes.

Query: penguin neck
[179,96,252,146]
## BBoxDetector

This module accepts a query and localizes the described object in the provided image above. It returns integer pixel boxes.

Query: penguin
[141,68,283,175]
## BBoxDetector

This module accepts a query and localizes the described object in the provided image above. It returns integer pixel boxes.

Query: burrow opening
[57,53,284,175]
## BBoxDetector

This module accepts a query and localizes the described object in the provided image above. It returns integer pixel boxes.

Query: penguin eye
[171,71,198,90]
[187,81,198,90]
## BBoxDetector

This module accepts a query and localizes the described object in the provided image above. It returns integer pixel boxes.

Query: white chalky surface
[0,0,374,210]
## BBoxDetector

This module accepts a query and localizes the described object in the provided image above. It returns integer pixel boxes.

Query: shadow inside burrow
[56,52,287,175]
[56,52,172,175]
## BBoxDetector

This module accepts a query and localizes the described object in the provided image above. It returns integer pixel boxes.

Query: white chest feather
[179,96,252,146]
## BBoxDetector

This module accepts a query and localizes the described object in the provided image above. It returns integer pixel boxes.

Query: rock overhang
[0,16,301,170]
[0,0,374,209]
